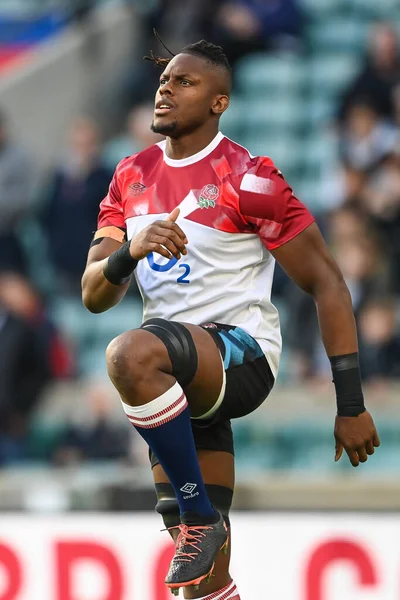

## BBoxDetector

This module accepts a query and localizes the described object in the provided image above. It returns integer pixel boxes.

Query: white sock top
[196,580,239,600]
[121,382,188,429]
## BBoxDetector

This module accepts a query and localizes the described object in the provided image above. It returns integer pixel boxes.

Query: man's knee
[106,329,158,385]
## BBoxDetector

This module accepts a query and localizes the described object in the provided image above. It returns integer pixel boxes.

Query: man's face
[152,53,227,137]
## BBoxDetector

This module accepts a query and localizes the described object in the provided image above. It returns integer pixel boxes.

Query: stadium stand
[0,0,399,491]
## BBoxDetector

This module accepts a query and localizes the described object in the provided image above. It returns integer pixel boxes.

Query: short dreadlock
[145,31,232,80]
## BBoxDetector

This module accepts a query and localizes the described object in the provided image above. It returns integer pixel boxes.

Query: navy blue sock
[122,382,216,519]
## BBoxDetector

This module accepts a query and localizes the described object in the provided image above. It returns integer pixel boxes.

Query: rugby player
[81,40,380,599]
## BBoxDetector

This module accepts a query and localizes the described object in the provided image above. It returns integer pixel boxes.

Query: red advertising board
[0,513,397,599]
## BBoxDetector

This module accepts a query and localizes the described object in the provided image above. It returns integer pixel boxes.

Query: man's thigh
[139,319,225,417]
[139,319,274,420]
[199,322,275,422]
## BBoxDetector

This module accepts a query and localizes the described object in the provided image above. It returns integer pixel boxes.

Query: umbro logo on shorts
[129,182,147,196]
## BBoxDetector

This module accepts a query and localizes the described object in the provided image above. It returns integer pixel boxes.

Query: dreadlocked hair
[144,31,231,75]
[181,40,231,73]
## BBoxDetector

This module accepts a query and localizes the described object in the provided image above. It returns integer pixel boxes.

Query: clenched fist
[129,207,188,261]
[334,410,380,467]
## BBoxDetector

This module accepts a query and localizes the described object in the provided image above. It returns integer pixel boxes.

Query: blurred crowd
[286,22,400,383]
[0,0,399,466]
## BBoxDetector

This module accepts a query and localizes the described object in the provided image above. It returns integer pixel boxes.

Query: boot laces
[168,523,212,563]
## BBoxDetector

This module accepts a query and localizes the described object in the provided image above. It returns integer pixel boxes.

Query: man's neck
[165,127,220,160]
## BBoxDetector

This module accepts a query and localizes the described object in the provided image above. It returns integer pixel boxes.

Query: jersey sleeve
[239,159,315,250]
[97,163,126,231]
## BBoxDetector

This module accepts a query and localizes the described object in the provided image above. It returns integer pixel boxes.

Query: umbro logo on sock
[180,483,199,499]
[180,483,197,494]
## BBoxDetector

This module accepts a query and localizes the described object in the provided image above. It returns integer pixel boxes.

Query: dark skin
[151,53,230,154]
[82,51,380,598]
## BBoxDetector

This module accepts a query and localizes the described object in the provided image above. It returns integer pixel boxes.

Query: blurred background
[0,0,400,598]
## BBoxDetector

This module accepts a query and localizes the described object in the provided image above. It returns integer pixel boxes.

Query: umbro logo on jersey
[197,184,219,209]
[129,182,147,196]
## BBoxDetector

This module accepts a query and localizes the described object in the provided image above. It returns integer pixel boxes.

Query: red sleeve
[97,163,126,230]
[239,159,315,250]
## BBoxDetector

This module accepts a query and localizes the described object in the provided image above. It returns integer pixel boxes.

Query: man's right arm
[82,206,188,314]
[81,238,131,313]
[82,158,131,313]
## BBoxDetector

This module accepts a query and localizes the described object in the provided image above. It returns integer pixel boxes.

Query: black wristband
[103,242,138,285]
[329,352,366,417]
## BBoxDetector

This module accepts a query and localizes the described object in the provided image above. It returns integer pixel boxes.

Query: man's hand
[334,411,380,467]
[129,207,188,261]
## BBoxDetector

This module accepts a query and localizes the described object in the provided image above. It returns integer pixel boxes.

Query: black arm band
[329,352,366,417]
[103,242,138,285]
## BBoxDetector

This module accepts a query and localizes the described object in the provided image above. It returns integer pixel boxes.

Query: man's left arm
[271,222,380,467]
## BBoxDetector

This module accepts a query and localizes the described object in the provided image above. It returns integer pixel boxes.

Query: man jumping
[82,39,380,599]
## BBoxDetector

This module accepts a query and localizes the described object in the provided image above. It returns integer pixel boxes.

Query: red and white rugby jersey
[97,132,315,378]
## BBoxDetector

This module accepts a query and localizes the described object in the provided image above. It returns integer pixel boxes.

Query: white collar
[158,131,224,167]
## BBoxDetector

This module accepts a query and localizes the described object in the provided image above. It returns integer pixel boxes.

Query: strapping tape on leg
[155,482,233,528]
[141,318,198,388]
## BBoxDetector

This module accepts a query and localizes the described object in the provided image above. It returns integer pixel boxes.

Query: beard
[151,119,179,136]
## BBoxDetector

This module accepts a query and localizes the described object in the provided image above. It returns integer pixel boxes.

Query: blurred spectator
[334,236,390,313]
[149,0,214,50]
[339,23,400,122]
[337,164,368,208]
[0,108,34,275]
[286,227,391,379]
[124,0,303,109]
[329,206,370,242]
[321,101,398,210]
[41,117,112,295]
[318,132,368,210]
[211,0,303,66]
[0,274,72,465]
[53,380,131,465]
[339,101,398,171]
[70,0,95,24]
[363,145,400,218]
[394,82,400,126]
[122,0,214,110]
[362,145,400,290]
[103,103,163,170]
[358,297,400,382]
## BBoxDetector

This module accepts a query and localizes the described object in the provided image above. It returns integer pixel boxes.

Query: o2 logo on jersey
[146,253,190,284]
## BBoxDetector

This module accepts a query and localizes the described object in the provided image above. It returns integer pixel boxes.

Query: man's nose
[159,81,173,95]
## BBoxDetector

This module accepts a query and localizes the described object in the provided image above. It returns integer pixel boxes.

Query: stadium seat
[50,298,90,343]
[295,179,326,214]
[86,299,143,340]
[220,95,246,139]
[50,296,143,375]
[235,53,307,96]
[305,94,337,129]
[241,97,307,135]
[239,134,303,180]
[302,132,338,177]
[81,347,108,375]
[307,54,361,99]
[306,19,370,54]
[27,422,65,461]
[349,0,400,20]
[299,0,348,20]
